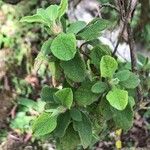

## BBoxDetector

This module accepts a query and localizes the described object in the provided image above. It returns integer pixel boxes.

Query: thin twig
[112,23,126,56]
[127,23,137,72]
[99,3,120,13]
[112,0,133,56]
[79,42,91,59]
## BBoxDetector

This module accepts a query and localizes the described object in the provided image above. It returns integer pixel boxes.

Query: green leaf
[61,53,86,82]
[58,0,68,19]
[54,111,71,137]
[20,4,60,26]
[46,5,59,21]
[137,53,147,65]
[45,106,66,117]
[120,72,140,89]
[41,39,52,55]
[49,61,62,80]
[73,113,92,148]
[129,96,135,108]
[37,8,49,22]
[18,97,38,110]
[58,124,80,150]
[114,70,130,82]
[32,112,57,137]
[112,104,134,131]
[10,112,34,131]
[97,97,134,131]
[51,33,77,61]
[97,98,114,121]
[70,108,82,121]
[67,21,87,34]
[75,81,99,106]
[100,55,118,78]
[77,18,110,40]
[91,81,108,94]
[54,88,73,109]
[20,14,48,24]
[106,88,128,110]
[40,86,58,102]
[44,103,59,111]
[90,45,111,68]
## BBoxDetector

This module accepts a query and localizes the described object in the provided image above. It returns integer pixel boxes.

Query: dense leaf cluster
[20,0,141,149]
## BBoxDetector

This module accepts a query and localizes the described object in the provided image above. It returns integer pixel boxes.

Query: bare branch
[99,3,120,13]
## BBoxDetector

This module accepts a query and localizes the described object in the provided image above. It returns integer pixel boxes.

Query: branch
[99,3,120,13]
[126,0,143,102]
[79,42,91,59]
[127,22,143,102]
[112,23,126,56]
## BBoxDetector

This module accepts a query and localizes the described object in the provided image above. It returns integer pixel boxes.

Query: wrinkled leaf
[78,18,110,40]
[18,97,38,110]
[114,70,130,82]
[73,113,92,148]
[67,21,86,34]
[51,33,77,61]
[46,5,59,21]
[90,45,111,68]
[75,81,99,106]
[54,111,71,137]
[32,112,57,137]
[58,124,80,150]
[40,86,58,102]
[100,55,118,78]
[112,104,134,131]
[120,72,140,89]
[91,81,108,94]
[20,14,48,25]
[54,88,73,109]
[41,39,52,55]
[61,53,86,82]
[106,88,128,110]
[70,108,82,121]
[97,98,114,121]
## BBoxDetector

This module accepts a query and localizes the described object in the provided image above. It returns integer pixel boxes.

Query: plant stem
[127,22,143,102]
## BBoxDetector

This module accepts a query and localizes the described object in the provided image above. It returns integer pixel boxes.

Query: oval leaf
[91,81,108,94]
[32,112,57,137]
[61,53,86,82]
[70,108,82,121]
[54,111,71,137]
[51,33,77,61]
[67,21,86,34]
[77,18,110,40]
[73,113,92,148]
[20,14,47,24]
[54,88,73,109]
[75,82,99,106]
[100,55,118,78]
[106,88,128,110]
[46,5,59,21]
[120,72,140,89]
[114,70,131,82]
